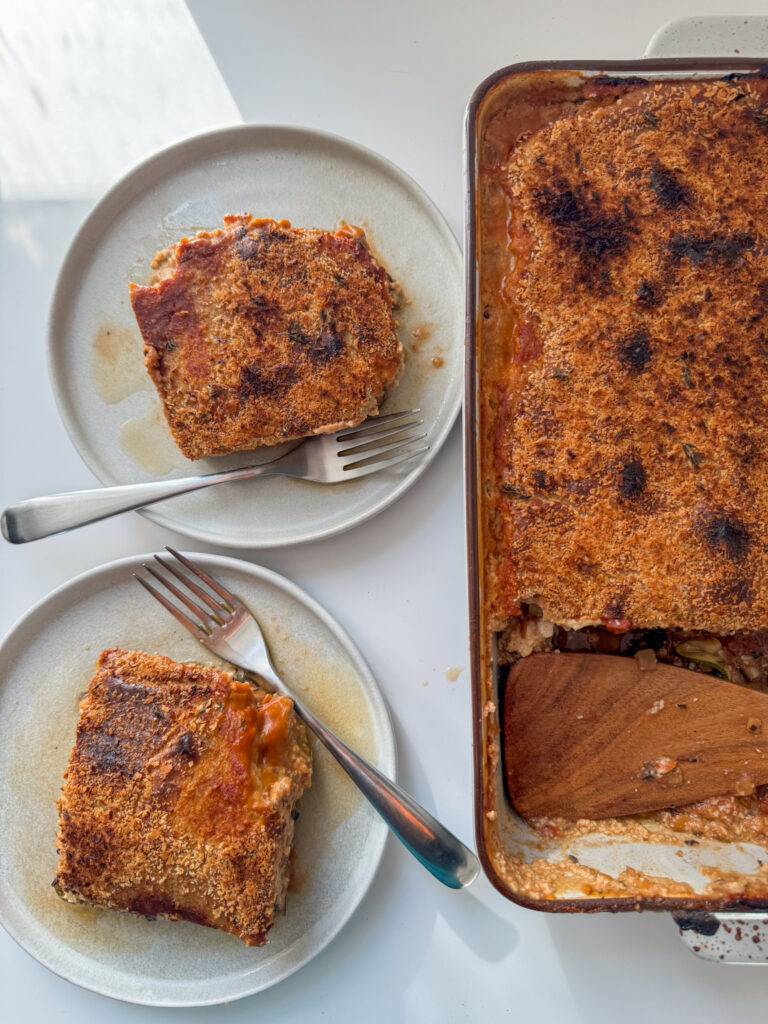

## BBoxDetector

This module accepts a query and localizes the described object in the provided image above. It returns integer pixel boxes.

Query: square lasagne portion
[130,216,404,460]
[54,648,312,945]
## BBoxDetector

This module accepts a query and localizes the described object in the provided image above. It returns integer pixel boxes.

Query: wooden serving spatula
[504,652,768,820]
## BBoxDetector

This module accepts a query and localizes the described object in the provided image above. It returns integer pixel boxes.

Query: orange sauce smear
[174,682,293,838]
[335,222,365,240]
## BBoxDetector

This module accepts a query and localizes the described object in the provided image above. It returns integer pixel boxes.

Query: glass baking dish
[465,58,768,943]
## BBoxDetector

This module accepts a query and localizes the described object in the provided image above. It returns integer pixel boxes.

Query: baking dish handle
[673,911,768,962]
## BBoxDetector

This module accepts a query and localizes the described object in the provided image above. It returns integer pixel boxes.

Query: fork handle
[1,463,282,543]
[293,699,480,889]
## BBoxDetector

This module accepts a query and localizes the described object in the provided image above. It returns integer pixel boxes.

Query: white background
[3,1,768,1020]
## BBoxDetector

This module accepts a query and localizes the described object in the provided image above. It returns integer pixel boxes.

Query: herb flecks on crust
[489,79,768,634]
[130,217,403,460]
[54,649,312,946]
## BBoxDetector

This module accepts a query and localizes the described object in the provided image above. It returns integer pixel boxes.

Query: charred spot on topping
[635,280,661,309]
[757,281,768,305]
[601,596,626,620]
[287,320,310,348]
[235,234,262,264]
[77,728,136,776]
[649,161,688,209]
[700,512,751,560]
[238,363,297,401]
[640,109,661,129]
[618,328,651,373]
[235,290,280,336]
[235,227,290,266]
[748,104,768,127]
[76,679,170,777]
[618,459,647,499]
[680,442,703,469]
[172,732,196,759]
[677,352,694,388]
[248,293,273,315]
[530,469,556,493]
[534,179,631,279]
[667,231,756,267]
[501,481,531,499]
[307,329,345,363]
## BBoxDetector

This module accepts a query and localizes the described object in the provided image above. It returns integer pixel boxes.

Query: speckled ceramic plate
[0,553,395,1005]
[47,124,462,547]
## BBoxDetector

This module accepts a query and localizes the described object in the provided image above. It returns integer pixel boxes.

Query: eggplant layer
[498,605,768,689]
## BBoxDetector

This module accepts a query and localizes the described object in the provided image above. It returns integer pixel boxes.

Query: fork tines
[336,408,422,441]
[134,547,236,637]
[336,409,428,475]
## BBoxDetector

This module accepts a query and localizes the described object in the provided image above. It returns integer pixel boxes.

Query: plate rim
[0,550,396,1006]
[47,122,463,548]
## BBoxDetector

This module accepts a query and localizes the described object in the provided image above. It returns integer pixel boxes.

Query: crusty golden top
[130,216,403,460]
[486,77,768,633]
[54,649,311,945]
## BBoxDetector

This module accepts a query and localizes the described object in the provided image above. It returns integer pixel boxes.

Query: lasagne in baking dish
[475,68,768,900]
[130,216,403,460]
[54,648,312,945]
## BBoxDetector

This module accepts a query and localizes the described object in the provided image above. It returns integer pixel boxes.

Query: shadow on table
[386,698,519,966]
[436,871,519,962]
[546,910,768,1023]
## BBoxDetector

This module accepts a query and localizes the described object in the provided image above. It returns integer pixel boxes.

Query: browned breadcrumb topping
[130,216,403,460]
[54,648,311,946]
[487,78,768,634]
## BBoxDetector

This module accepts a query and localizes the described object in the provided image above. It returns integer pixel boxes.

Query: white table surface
[3,1,768,1020]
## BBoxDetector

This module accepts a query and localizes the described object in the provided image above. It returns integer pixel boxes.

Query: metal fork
[1,410,428,544]
[135,547,480,890]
